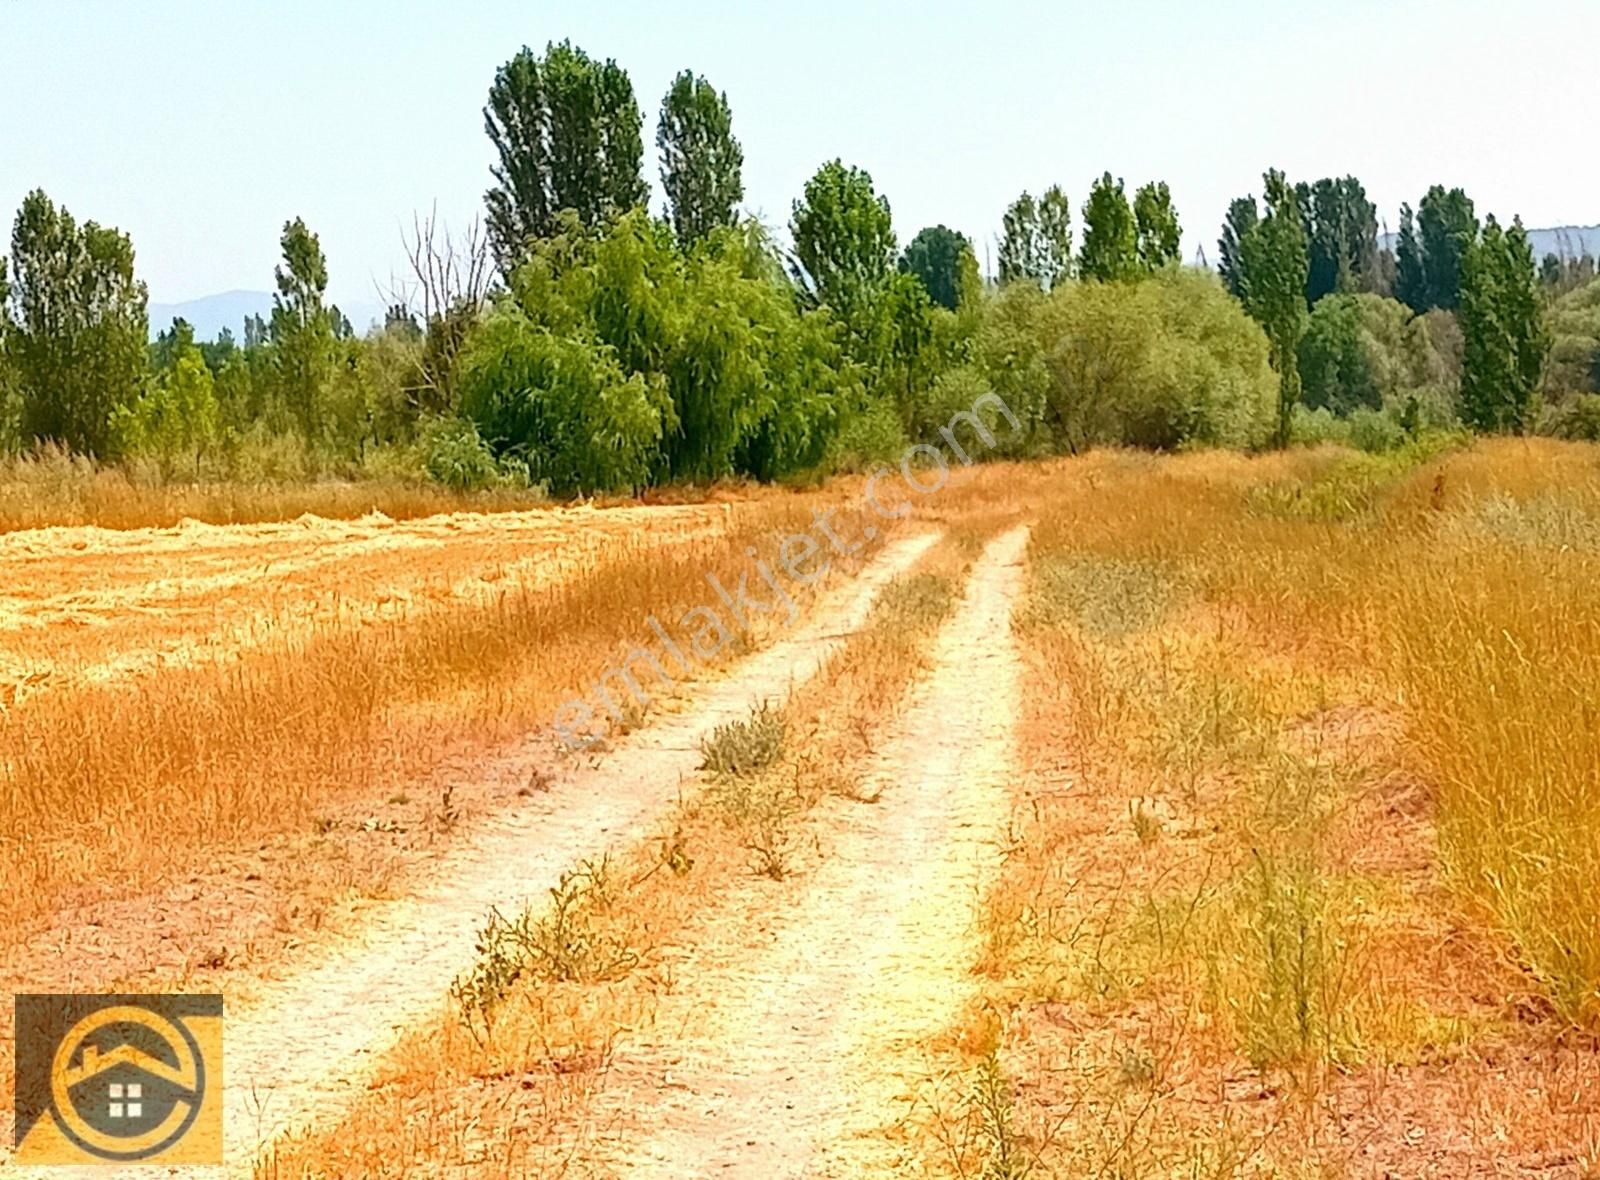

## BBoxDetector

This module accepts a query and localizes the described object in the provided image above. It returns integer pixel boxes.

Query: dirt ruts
[588,525,1030,1178]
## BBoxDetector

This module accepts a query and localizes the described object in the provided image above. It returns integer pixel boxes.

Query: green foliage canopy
[484,41,647,271]
[1460,217,1549,433]
[1079,173,1140,282]
[4,190,148,457]
[657,70,744,246]
[899,225,972,311]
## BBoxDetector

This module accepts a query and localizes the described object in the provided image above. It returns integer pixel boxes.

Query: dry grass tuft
[916,439,1600,1177]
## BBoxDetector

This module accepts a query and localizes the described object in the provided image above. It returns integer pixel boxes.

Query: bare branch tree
[383,202,493,326]
[378,204,495,412]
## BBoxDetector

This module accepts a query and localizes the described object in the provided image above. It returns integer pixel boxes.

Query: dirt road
[587,525,1029,1178]
[214,530,937,1168]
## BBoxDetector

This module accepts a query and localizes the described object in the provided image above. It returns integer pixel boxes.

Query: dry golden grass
[0,487,892,950]
[931,439,1600,1178]
[0,503,733,694]
[10,443,1600,1176]
[252,531,979,1178]
[0,446,554,532]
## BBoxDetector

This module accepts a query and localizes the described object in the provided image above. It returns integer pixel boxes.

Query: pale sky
[2,0,1597,308]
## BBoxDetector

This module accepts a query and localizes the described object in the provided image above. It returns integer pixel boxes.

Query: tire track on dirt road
[589,524,1030,1179]
[0,530,938,1178]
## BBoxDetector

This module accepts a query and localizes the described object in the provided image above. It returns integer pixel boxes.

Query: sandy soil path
[0,531,937,1178]
[586,524,1029,1179]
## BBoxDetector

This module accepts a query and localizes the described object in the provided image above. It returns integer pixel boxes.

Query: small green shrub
[421,417,501,491]
[827,397,909,473]
[1546,393,1600,441]
[1288,404,1351,447]
[711,774,802,879]
[1234,848,1355,1069]
[1346,406,1406,453]
[700,701,787,777]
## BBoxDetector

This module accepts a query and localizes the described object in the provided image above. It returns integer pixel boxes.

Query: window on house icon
[107,1082,142,1119]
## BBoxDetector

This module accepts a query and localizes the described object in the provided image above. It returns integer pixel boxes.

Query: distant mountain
[1377,225,1600,261]
[147,290,387,341]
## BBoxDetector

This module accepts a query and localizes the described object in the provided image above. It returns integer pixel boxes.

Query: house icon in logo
[63,1039,195,1134]
[15,994,224,1165]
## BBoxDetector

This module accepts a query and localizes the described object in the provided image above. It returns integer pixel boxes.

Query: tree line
[0,38,1591,494]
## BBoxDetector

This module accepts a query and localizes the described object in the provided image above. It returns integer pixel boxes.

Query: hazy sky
[3,0,1597,309]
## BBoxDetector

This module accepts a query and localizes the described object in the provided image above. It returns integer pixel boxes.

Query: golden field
[3,438,1598,1177]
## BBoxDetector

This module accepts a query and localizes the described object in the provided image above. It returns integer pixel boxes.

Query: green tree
[111,342,221,474]
[1036,268,1276,452]
[1416,185,1479,311]
[998,191,1041,286]
[150,317,198,376]
[1217,196,1259,299]
[499,211,850,485]
[1298,176,1379,302]
[459,311,663,494]
[1298,295,1381,415]
[790,159,895,342]
[270,217,336,438]
[0,257,14,450]
[1133,180,1181,271]
[1038,185,1073,289]
[483,41,647,271]
[1460,217,1548,433]
[1394,203,1427,312]
[899,225,971,310]
[5,190,148,456]
[1078,173,1139,282]
[1238,170,1309,447]
[657,70,744,246]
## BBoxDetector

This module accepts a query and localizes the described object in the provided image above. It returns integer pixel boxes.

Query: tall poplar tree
[657,70,744,246]
[484,42,646,272]
[270,217,335,437]
[1217,196,1259,299]
[998,191,1041,286]
[1460,216,1548,433]
[1133,181,1181,271]
[1078,173,1139,282]
[790,159,895,359]
[1416,185,1479,311]
[1394,203,1427,311]
[1038,185,1073,289]
[6,190,148,456]
[1238,171,1309,447]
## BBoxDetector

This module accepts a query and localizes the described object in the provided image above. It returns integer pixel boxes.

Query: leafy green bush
[1288,404,1352,447]
[1030,268,1276,451]
[456,308,664,495]
[700,701,787,777]
[1299,294,1460,420]
[419,417,503,491]
[1546,393,1600,441]
[494,212,852,487]
[1346,406,1406,453]
[1544,277,1600,400]
[826,397,909,472]
[109,345,221,475]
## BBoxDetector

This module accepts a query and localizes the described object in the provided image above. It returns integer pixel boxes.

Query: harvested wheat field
[4,440,1600,1177]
